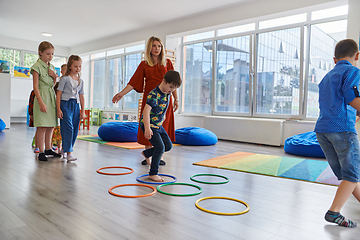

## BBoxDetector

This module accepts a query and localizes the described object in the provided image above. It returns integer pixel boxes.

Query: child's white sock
[67,153,77,161]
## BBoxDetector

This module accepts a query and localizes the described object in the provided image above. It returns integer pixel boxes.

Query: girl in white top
[56,55,85,161]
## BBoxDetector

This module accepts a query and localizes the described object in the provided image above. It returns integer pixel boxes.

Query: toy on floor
[174,127,218,146]
[190,173,229,184]
[108,184,156,198]
[136,174,177,184]
[157,182,202,196]
[195,196,250,215]
[284,131,325,158]
[97,166,134,175]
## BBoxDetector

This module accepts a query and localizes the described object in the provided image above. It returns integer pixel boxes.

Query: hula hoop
[108,184,156,198]
[195,196,250,215]
[136,174,177,185]
[96,166,134,175]
[157,183,202,196]
[190,173,229,184]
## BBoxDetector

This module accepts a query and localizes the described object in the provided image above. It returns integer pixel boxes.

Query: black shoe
[45,149,61,158]
[38,153,48,161]
[141,159,166,165]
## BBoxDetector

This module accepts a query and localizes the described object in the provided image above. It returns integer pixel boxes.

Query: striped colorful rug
[77,135,144,149]
[194,151,341,186]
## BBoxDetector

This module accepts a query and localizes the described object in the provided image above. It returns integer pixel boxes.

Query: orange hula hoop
[108,184,157,198]
[96,166,134,175]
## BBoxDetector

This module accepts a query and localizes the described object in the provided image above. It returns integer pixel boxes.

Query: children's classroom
[1,0,360,239]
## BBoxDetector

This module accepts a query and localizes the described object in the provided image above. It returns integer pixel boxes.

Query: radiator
[204,116,284,146]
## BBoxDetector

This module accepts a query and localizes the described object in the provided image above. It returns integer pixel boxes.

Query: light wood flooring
[0,123,360,240]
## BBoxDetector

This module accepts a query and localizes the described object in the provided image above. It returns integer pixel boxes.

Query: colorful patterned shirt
[140,85,170,128]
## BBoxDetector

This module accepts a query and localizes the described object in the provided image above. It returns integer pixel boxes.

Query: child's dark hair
[334,39,359,59]
[163,70,182,87]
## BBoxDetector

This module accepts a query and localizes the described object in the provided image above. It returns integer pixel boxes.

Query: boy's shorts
[316,132,360,182]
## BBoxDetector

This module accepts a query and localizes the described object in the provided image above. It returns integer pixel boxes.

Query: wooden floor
[1,124,360,240]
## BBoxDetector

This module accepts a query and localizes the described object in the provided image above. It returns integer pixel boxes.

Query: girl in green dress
[31,41,61,161]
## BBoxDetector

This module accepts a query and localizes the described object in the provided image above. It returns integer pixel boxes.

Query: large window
[256,27,301,116]
[91,59,106,108]
[183,41,212,113]
[215,36,251,114]
[0,48,20,74]
[306,20,346,118]
[108,57,123,108]
[23,52,38,68]
[180,4,347,119]
[91,50,142,110]
[124,53,142,110]
[0,48,66,75]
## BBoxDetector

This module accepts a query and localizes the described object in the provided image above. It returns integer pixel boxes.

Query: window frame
[252,23,305,119]
[178,8,347,120]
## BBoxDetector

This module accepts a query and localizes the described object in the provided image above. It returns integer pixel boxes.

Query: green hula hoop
[190,173,229,184]
[157,182,202,196]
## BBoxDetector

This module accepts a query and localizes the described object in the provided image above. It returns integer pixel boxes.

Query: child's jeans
[316,132,360,182]
[60,99,80,153]
[140,122,172,175]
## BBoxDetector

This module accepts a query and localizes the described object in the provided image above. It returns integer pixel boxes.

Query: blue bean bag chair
[174,127,218,146]
[0,118,5,132]
[284,131,325,158]
[98,122,138,142]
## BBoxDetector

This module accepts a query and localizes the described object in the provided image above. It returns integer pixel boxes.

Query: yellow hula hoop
[195,196,250,215]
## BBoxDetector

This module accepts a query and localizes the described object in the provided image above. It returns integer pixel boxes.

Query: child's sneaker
[52,146,58,151]
[34,148,40,153]
[66,153,77,162]
[44,149,61,158]
[38,153,48,161]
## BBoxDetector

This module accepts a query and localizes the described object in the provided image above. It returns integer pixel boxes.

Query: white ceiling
[0,0,254,48]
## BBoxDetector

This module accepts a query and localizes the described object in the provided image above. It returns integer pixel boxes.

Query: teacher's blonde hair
[145,36,166,67]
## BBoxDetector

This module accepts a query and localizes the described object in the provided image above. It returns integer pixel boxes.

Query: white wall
[175,115,316,146]
[71,0,345,54]
[346,0,360,42]
[10,76,33,123]
[0,35,70,57]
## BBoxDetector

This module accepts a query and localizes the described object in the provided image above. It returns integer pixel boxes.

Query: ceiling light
[42,32,52,37]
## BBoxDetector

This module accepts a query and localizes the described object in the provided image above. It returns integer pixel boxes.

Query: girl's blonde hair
[65,55,82,86]
[145,36,166,67]
[38,41,54,57]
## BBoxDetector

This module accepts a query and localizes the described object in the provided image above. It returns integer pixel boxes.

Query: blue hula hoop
[136,174,177,185]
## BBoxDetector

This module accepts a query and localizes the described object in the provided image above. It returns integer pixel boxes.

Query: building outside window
[91,59,106,109]
[180,5,347,119]
[182,41,212,113]
[306,20,346,118]
[108,57,122,108]
[215,36,251,114]
[256,27,301,116]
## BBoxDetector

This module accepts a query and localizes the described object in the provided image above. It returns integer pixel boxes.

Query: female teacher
[112,36,178,165]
